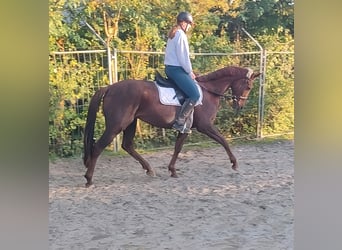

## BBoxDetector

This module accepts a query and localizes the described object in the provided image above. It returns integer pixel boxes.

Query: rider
[164,11,200,134]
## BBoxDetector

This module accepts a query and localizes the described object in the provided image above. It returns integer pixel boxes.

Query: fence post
[241,28,266,139]
[107,46,113,85]
[257,50,267,138]
[111,48,121,152]
[112,48,118,83]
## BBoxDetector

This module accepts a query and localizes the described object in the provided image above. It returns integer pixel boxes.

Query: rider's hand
[189,71,196,79]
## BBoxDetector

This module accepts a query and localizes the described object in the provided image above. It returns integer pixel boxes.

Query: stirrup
[172,122,192,134]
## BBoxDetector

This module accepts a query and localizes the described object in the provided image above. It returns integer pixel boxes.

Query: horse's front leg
[167,132,189,177]
[197,124,238,170]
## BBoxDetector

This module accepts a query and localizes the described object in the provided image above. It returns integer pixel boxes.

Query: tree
[221,0,294,44]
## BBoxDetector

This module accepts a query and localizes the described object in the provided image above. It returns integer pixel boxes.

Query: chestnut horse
[83,66,260,187]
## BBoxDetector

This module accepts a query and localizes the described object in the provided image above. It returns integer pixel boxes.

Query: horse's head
[230,68,261,112]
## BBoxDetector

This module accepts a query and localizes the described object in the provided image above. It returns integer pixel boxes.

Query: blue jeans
[165,65,200,102]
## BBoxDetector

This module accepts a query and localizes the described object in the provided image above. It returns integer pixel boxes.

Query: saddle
[154,71,186,104]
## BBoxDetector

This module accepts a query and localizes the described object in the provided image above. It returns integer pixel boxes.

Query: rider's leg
[172,98,196,133]
[165,66,200,133]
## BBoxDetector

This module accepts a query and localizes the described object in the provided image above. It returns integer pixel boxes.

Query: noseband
[231,95,248,102]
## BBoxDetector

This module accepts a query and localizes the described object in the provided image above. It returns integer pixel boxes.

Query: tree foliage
[49,0,294,51]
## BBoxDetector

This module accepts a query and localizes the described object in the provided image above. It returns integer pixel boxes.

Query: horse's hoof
[146,169,156,177]
[85,181,93,188]
[170,173,178,178]
[231,164,238,171]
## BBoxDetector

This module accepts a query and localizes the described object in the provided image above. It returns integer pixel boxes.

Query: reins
[197,81,231,99]
[196,77,250,101]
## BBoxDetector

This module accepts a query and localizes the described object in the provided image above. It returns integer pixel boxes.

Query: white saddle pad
[155,82,203,106]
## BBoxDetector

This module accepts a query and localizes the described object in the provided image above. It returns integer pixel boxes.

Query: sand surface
[49,139,294,250]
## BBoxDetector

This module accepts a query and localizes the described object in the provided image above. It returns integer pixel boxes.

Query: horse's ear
[252,72,262,79]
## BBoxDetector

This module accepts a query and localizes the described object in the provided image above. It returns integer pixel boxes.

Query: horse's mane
[196,66,248,82]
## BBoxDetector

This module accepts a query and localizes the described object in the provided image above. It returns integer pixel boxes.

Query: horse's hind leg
[167,132,189,177]
[121,119,156,177]
[84,128,117,187]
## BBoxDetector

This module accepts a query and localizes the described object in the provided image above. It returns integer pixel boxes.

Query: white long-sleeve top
[164,29,192,74]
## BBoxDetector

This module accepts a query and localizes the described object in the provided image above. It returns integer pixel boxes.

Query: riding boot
[173,98,196,133]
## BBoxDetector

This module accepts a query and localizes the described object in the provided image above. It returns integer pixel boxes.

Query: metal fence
[49,49,294,156]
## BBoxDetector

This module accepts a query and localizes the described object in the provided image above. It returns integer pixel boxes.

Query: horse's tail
[83,86,108,166]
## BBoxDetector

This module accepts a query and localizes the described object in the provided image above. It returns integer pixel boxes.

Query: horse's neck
[199,76,232,95]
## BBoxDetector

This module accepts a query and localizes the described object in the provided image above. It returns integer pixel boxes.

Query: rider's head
[177,12,194,25]
[176,12,194,32]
